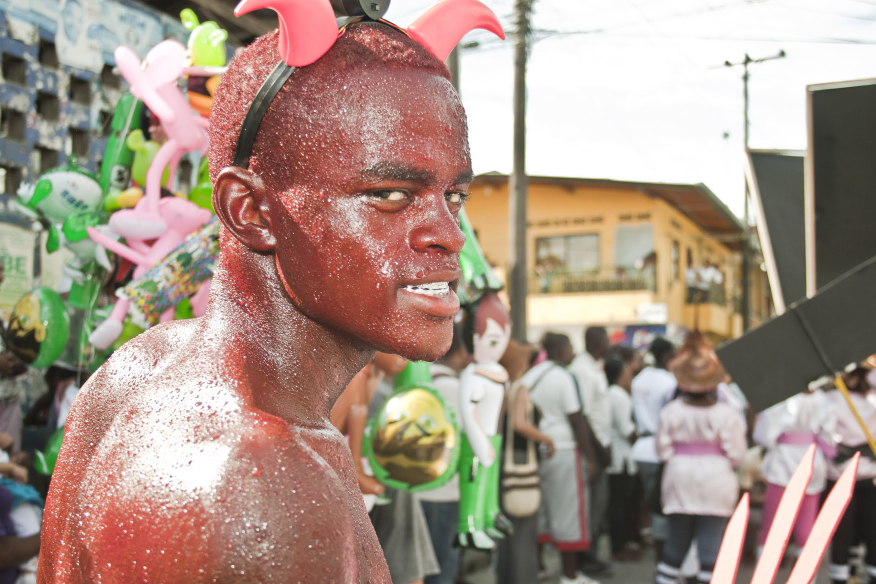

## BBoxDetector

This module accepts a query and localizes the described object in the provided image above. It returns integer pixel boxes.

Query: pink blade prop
[711,492,749,584]
[233,0,337,67]
[786,453,861,584]
[750,445,816,584]
[407,0,505,62]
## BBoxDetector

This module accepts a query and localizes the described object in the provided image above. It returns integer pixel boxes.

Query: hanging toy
[187,156,213,212]
[363,361,461,492]
[34,426,65,476]
[458,208,504,303]
[87,196,213,349]
[19,160,104,253]
[180,8,228,118]
[110,40,211,240]
[7,287,70,368]
[126,130,170,192]
[455,291,513,549]
[98,93,143,199]
[118,217,219,327]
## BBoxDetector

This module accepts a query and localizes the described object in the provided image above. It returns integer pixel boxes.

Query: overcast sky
[385,0,876,218]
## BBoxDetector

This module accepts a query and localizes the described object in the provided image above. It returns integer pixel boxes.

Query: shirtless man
[38,3,502,581]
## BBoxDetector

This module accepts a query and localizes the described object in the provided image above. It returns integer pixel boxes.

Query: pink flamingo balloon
[111,40,210,240]
[87,197,213,350]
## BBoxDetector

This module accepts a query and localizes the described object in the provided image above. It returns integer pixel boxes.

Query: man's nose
[409,196,466,255]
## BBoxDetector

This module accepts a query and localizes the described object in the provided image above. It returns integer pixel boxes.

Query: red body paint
[38,24,471,583]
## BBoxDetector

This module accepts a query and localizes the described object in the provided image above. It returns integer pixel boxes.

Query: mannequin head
[463,292,511,366]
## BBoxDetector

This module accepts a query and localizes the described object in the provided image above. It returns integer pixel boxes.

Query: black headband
[231,18,404,169]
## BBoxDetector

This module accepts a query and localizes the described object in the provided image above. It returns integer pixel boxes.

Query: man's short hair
[604,357,626,386]
[210,24,450,191]
[607,344,635,365]
[584,326,608,346]
[649,337,674,364]
[541,332,571,362]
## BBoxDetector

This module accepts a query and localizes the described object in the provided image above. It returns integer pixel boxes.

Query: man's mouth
[401,282,452,297]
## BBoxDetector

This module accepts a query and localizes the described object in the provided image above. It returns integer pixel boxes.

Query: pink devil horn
[234,0,338,67]
[407,0,505,62]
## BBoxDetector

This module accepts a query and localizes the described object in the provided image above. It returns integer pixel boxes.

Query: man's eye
[445,191,471,205]
[373,190,408,202]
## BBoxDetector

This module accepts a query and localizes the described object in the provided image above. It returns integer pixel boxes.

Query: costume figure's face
[269,67,470,361]
[471,292,511,365]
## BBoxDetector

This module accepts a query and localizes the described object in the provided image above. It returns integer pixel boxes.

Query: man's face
[268,67,471,361]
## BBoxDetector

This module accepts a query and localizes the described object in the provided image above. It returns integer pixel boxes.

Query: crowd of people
[0,289,874,584]
[329,322,876,584]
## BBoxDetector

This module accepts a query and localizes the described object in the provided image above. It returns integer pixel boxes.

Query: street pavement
[463,536,833,584]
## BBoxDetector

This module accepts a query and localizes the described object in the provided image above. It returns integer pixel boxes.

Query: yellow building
[465,173,772,349]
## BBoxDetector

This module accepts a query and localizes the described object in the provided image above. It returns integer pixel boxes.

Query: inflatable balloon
[187,157,213,212]
[34,426,64,476]
[105,186,144,213]
[119,217,219,326]
[19,161,104,254]
[364,361,460,492]
[181,9,228,118]
[127,129,169,188]
[181,8,228,67]
[7,287,70,368]
[98,93,143,196]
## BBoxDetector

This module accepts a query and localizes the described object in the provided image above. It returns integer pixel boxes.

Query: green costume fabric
[457,434,503,543]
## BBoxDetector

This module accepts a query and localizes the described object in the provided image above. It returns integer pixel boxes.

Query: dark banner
[810,80,876,289]
[747,151,806,310]
[717,254,876,412]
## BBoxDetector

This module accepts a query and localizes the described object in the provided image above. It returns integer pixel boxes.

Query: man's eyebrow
[360,162,435,184]
[454,169,475,185]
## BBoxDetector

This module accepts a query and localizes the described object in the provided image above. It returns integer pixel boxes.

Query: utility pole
[446,47,460,93]
[724,50,784,331]
[508,0,533,341]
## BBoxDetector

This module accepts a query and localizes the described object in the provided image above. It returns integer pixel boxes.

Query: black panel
[811,82,876,288]
[717,254,876,412]
[749,152,806,307]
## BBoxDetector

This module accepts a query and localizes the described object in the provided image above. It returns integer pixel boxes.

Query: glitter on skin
[38,24,471,583]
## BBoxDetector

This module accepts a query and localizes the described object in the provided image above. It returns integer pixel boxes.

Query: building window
[535,233,599,275]
[1,54,26,85]
[616,224,655,291]
[671,240,680,282]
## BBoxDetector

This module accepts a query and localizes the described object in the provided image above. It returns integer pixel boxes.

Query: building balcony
[683,285,741,339]
[529,267,657,295]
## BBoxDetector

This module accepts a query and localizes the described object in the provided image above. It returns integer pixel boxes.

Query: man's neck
[201,246,374,427]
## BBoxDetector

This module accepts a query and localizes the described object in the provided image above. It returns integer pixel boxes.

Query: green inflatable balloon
[8,287,70,368]
[458,209,504,303]
[363,361,461,493]
[34,426,65,476]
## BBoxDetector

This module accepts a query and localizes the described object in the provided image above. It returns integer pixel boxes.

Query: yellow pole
[834,374,876,460]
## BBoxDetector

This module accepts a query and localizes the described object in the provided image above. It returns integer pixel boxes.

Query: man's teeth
[402,282,451,297]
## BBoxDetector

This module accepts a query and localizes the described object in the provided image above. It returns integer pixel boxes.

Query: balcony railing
[530,267,656,295]
[685,283,727,307]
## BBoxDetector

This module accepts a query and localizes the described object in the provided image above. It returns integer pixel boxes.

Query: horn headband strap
[231,18,409,169]
[232,60,297,169]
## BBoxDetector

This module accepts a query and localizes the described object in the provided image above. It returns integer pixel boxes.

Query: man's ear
[213,166,276,252]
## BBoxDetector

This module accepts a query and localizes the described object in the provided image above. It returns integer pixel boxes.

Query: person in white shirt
[753,388,836,560]
[825,365,876,584]
[631,337,676,559]
[422,322,470,584]
[654,332,746,584]
[525,333,600,584]
[569,327,612,576]
[604,357,639,561]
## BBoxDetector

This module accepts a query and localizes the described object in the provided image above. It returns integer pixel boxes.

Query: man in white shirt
[605,357,638,561]
[525,333,600,584]
[630,337,676,561]
[569,327,612,575]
